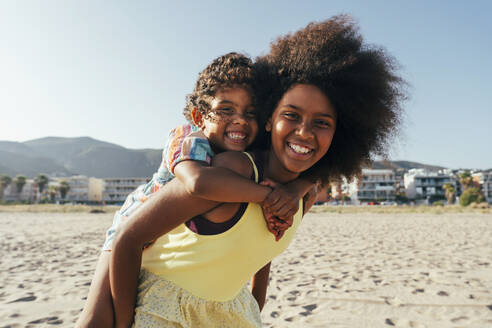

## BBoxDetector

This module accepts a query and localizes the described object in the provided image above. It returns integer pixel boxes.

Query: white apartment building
[2,179,38,202]
[103,177,151,204]
[333,169,396,204]
[62,176,104,203]
[354,169,396,202]
[472,171,492,204]
[404,169,455,200]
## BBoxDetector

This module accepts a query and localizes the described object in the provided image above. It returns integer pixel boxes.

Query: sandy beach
[1,210,491,327]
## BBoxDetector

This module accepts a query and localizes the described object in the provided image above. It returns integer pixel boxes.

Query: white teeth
[227,132,246,140]
[288,143,311,154]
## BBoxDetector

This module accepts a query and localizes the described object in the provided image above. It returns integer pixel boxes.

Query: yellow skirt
[132,269,262,328]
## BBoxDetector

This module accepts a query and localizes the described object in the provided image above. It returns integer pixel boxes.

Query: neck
[264,149,300,184]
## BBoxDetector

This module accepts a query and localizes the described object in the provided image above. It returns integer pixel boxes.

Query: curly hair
[255,15,407,184]
[183,52,257,123]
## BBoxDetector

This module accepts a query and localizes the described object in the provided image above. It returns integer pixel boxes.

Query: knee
[75,310,113,328]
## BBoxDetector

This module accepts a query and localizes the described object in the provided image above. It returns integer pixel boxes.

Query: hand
[261,179,300,219]
[262,210,293,241]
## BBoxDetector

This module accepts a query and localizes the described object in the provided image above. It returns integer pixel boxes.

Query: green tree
[459,171,473,191]
[443,183,456,204]
[48,185,58,202]
[395,192,409,204]
[13,175,27,193]
[459,187,485,206]
[58,181,70,200]
[0,175,12,200]
[35,174,49,194]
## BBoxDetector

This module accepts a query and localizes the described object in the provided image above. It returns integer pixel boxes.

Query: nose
[296,120,314,139]
[231,112,248,125]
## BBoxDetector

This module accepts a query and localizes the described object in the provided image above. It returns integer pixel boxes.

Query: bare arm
[251,262,271,311]
[110,152,253,327]
[76,251,114,328]
[174,160,272,203]
[110,178,220,327]
[303,181,324,214]
[263,178,315,219]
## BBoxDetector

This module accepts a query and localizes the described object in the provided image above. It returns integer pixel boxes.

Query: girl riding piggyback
[77,52,316,327]
[102,53,315,253]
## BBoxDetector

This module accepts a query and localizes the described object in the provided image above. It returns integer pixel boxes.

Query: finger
[268,196,288,214]
[276,229,285,240]
[264,193,281,210]
[260,179,278,188]
[273,219,289,230]
[285,208,297,218]
[271,202,292,218]
[274,216,293,229]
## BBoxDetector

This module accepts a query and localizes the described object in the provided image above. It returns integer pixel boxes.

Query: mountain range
[0,136,445,178]
[0,137,161,178]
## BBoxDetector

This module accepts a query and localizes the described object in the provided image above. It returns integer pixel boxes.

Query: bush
[428,194,445,203]
[459,188,485,207]
[432,201,444,206]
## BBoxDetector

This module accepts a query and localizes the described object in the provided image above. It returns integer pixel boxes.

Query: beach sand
[1,211,491,327]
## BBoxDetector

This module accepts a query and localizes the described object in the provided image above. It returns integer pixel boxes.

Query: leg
[76,251,114,328]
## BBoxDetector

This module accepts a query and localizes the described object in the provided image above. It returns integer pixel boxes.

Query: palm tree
[35,174,49,194]
[48,185,58,203]
[443,183,456,204]
[0,175,12,200]
[58,181,70,201]
[13,175,27,194]
[459,171,473,191]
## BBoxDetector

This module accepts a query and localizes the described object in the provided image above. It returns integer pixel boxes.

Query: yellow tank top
[141,152,302,301]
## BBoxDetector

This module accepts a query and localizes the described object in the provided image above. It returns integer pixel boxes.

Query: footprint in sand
[7,295,36,303]
[28,316,63,325]
[385,318,395,326]
[450,316,469,323]
[437,291,449,296]
[299,304,317,316]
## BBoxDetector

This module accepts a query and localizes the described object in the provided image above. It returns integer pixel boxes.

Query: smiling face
[266,84,337,182]
[193,87,258,153]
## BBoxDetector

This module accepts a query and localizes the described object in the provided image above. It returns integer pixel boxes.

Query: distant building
[2,179,37,202]
[89,178,104,203]
[103,177,151,204]
[404,169,455,200]
[472,171,492,204]
[64,176,89,202]
[60,176,104,203]
[332,169,396,204]
[353,169,396,203]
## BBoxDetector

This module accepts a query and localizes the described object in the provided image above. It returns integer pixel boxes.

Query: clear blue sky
[1,0,491,169]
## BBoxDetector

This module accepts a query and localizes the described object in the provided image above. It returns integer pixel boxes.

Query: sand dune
[1,211,491,327]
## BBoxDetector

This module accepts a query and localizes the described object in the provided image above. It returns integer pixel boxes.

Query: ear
[265,117,272,132]
[191,107,203,127]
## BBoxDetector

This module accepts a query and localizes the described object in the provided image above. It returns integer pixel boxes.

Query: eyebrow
[282,104,336,119]
[217,99,255,109]
[217,100,236,105]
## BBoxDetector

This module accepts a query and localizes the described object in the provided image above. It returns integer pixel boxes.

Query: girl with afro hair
[88,15,406,327]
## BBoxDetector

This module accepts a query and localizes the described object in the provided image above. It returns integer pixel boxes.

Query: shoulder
[168,123,203,139]
[211,152,254,178]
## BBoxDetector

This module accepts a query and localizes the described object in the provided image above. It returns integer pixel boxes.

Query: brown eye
[315,120,331,128]
[246,110,257,119]
[282,112,299,120]
[217,107,233,116]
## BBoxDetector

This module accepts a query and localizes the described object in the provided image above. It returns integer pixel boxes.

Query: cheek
[318,131,335,153]
[272,120,291,136]
[250,121,259,134]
